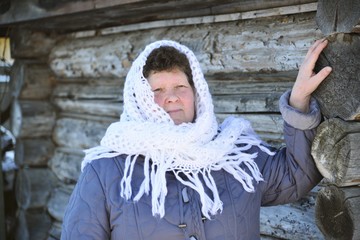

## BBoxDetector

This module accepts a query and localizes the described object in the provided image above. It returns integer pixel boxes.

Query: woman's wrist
[289,91,310,114]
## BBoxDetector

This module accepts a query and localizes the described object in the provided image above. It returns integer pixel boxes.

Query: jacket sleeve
[259,90,323,206]
[61,163,110,240]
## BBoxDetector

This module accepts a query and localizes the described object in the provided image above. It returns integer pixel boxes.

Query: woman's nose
[165,89,179,103]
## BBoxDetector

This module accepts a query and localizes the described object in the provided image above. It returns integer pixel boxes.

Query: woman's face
[147,68,195,125]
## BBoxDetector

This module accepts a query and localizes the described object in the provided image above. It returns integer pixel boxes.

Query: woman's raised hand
[289,39,332,113]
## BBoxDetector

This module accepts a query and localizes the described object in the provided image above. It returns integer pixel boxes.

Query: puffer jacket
[61,91,323,240]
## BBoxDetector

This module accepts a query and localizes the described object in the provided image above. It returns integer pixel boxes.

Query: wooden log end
[315,186,355,240]
[313,33,360,121]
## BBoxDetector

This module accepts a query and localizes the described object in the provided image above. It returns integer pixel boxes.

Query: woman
[61,39,331,240]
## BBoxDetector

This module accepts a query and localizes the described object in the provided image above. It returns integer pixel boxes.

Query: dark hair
[143,46,194,88]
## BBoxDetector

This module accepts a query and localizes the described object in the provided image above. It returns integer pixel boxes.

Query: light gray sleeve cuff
[279,90,322,130]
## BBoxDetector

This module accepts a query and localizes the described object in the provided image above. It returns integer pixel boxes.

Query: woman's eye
[152,88,161,92]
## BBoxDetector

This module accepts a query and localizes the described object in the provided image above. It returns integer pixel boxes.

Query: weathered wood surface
[49,12,322,79]
[10,100,56,138]
[311,118,360,187]
[26,209,52,240]
[316,0,360,34]
[19,61,56,100]
[0,0,317,33]
[47,185,73,222]
[15,138,55,167]
[260,187,323,239]
[48,147,84,183]
[315,185,360,240]
[52,113,284,149]
[10,29,58,59]
[52,80,293,114]
[22,168,58,209]
[52,117,109,149]
[313,33,360,121]
[15,169,31,210]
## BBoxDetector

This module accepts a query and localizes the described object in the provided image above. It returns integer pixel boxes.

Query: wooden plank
[311,118,360,187]
[99,3,318,35]
[315,185,360,240]
[1,1,316,33]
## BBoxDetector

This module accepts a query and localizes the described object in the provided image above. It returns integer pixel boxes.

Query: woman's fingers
[310,66,332,90]
[308,40,328,68]
[305,39,324,59]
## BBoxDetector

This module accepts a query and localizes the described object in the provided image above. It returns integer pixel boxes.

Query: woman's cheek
[153,94,163,106]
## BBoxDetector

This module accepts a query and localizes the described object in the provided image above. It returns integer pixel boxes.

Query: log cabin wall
[2,1,327,239]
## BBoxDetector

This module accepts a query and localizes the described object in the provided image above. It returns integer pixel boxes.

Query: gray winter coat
[61,91,323,240]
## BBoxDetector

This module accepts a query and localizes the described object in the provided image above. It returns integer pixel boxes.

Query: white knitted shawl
[82,40,273,218]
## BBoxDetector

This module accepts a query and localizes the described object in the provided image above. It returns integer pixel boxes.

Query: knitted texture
[82,40,273,218]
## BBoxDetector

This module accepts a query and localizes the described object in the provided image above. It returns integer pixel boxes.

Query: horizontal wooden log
[311,118,360,187]
[52,80,293,99]
[53,98,122,117]
[53,95,282,118]
[19,61,56,100]
[15,138,55,167]
[316,0,360,34]
[49,12,322,78]
[47,185,73,222]
[313,33,360,121]
[315,185,360,240]
[260,188,323,240]
[52,83,123,100]
[52,113,284,150]
[49,147,84,183]
[10,100,56,138]
[52,117,109,149]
